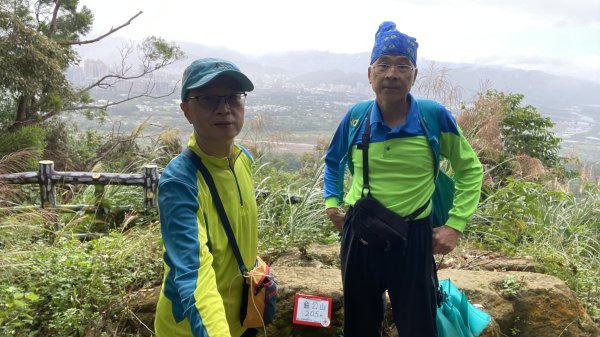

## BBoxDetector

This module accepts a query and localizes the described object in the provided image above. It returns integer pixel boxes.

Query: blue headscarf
[370,21,418,66]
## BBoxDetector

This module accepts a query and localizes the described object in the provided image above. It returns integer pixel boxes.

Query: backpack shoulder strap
[347,100,375,148]
[416,99,442,177]
[346,100,375,175]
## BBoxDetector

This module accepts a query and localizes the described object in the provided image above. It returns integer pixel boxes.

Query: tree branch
[78,71,151,93]
[84,119,152,170]
[60,11,143,46]
[78,40,180,94]
[6,82,169,129]
[64,81,179,112]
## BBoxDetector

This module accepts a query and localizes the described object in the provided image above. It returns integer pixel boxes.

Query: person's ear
[181,102,192,123]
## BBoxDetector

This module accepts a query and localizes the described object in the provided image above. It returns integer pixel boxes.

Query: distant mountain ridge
[253,50,600,108]
[76,36,600,108]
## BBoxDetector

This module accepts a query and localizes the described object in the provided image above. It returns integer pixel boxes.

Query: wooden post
[144,165,158,207]
[92,171,104,212]
[38,160,56,208]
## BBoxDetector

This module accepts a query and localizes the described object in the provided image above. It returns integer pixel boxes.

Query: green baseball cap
[181,58,254,101]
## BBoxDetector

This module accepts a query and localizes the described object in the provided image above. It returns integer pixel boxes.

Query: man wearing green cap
[323,22,483,336]
[155,58,258,337]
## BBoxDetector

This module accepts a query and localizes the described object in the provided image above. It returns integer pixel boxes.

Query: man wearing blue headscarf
[323,22,483,336]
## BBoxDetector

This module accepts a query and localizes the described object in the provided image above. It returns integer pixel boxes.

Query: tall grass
[255,161,337,256]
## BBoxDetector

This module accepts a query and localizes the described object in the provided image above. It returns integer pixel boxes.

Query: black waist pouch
[348,195,408,251]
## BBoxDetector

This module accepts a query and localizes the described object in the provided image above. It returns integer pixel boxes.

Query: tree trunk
[15,95,28,122]
[47,0,62,38]
[9,95,34,131]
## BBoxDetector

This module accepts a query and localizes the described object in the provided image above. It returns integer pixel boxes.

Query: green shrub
[0,285,40,336]
[0,228,163,335]
[0,125,46,170]
[500,274,522,299]
[56,184,159,234]
[500,92,561,167]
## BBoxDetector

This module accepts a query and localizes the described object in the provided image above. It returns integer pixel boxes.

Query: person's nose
[384,67,401,79]
[214,97,232,114]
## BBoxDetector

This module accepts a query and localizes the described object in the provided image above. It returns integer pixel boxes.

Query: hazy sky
[80,0,600,81]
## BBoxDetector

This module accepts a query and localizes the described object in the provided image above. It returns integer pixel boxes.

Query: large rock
[127,245,599,337]
[438,269,599,337]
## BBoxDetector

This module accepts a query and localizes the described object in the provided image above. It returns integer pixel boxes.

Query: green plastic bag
[437,279,491,337]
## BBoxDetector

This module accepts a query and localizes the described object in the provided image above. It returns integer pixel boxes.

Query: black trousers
[341,207,437,337]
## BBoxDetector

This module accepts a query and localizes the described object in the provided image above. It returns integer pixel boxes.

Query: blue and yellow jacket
[155,134,258,337]
[323,94,483,232]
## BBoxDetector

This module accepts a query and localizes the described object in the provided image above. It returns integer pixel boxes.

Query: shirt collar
[186,133,240,168]
[370,93,417,128]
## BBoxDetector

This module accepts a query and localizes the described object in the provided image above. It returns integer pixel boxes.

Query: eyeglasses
[372,63,415,74]
[187,93,247,110]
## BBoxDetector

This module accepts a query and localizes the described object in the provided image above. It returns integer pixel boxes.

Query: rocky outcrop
[435,269,598,337]
[127,245,599,337]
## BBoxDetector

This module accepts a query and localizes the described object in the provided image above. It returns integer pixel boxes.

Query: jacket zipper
[229,151,244,206]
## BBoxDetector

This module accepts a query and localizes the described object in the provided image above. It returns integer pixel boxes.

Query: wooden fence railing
[0,160,158,211]
[0,160,307,215]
